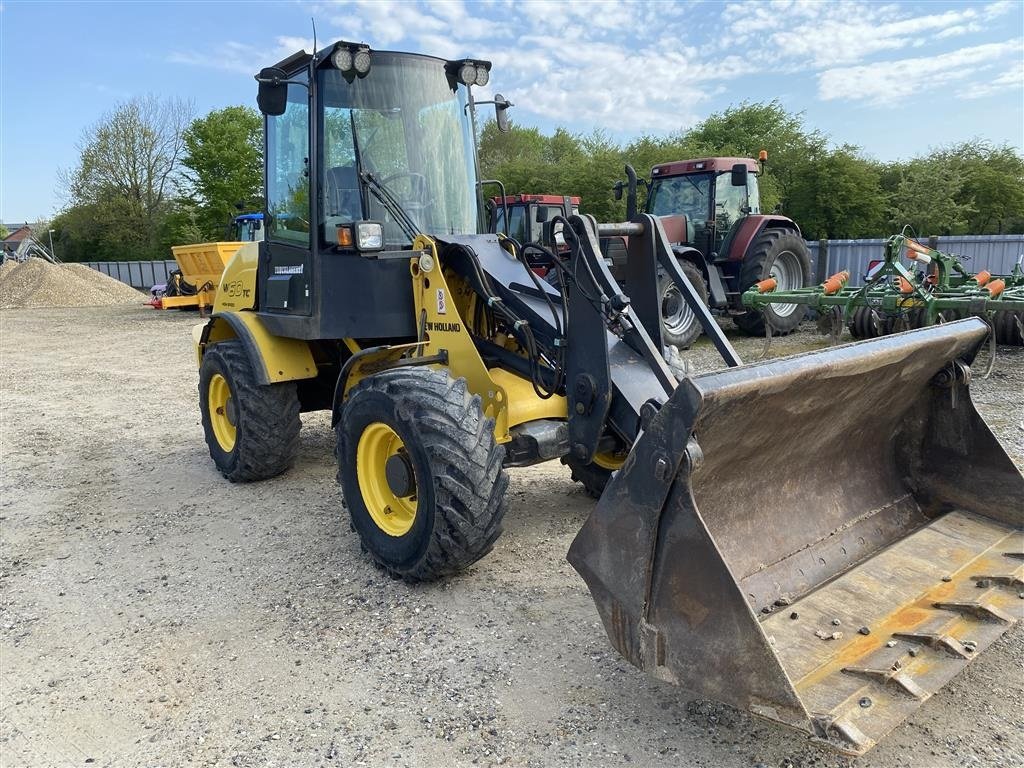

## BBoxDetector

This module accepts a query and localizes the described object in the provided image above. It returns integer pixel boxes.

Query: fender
[726,215,801,262]
[194,311,317,386]
[673,245,728,307]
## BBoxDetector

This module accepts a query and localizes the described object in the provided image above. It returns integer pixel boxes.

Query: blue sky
[2,0,1022,223]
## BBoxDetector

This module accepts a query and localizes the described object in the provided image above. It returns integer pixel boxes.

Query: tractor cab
[229,213,264,242]
[646,157,761,259]
[489,194,580,246]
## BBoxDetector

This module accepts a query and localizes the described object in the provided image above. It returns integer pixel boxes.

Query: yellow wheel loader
[193,42,1023,755]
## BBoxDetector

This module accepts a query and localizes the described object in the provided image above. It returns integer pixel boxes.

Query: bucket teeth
[841,665,928,700]
[970,572,1024,590]
[932,600,1015,623]
[890,632,972,659]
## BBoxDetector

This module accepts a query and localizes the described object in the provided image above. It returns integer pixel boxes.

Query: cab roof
[651,157,758,177]
[492,194,581,205]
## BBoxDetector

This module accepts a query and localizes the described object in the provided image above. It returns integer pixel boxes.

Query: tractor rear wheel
[199,340,301,482]
[734,230,811,336]
[659,260,708,350]
[336,367,508,581]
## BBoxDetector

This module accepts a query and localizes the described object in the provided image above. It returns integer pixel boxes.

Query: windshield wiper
[360,171,420,243]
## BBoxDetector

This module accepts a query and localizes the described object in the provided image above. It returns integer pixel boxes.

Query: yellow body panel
[213,242,258,312]
[194,311,316,383]
[410,236,511,441]
[488,367,567,427]
[407,235,566,443]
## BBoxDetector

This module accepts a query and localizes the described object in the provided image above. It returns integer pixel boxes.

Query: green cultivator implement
[741,231,1024,347]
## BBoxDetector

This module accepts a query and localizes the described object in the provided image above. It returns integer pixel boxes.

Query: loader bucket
[568,318,1023,755]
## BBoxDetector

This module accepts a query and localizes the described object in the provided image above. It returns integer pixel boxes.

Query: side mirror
[535,205,550,223]
[612,181,624,201]
[256,67,289,116]
[731,163,748,187]
[494,93,512,133]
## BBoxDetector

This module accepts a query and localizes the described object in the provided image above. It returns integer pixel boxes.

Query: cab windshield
[648,173,712,225]
[318,54,481,247]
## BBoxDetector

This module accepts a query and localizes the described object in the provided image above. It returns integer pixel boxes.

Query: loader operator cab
[646,158,760,257]
[253,45,509,336]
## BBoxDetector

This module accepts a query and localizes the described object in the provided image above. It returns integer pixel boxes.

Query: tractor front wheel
[734,230,811,336]
[336,368,508,581]
[199,340,301,482]
[659,260,708,350]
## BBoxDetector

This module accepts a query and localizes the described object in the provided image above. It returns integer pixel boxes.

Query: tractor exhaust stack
[569,319,1023,755]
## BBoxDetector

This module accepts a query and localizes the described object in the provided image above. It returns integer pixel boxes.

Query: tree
[888,159,976,237]
[179,106,263,240]
[59,95,194,260]
[0,224,9,240]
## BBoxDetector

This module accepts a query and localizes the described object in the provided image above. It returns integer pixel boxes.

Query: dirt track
[1,305,1022,768]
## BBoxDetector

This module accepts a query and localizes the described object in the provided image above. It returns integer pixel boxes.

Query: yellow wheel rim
[208,373,236,452]
[592,450,626,471]
[356,422,418,537]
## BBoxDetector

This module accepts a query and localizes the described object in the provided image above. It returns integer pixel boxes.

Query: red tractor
[488,193,580,268]
[614,156,812,347]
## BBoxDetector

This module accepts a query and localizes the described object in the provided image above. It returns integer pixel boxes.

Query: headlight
[458,62,477,86]
[355,221,384,251]
[331,47,353,72]
[353,49,371,74]
[474,66,489,87]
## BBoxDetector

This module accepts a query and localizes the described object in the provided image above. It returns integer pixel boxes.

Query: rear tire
[199,339,301,482]
[659,260,708,350]
[734,230,811,336]
[336,368,508,581]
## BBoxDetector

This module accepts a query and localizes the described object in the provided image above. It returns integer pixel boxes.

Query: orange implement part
[905,239,932,256]
[985,279,1005,297]
[822,270,850,295]
[756,277,778,293]
[974,270,991,286]
[897,276,915,294]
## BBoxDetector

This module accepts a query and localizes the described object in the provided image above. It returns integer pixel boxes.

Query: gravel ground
[1,305,1022,768]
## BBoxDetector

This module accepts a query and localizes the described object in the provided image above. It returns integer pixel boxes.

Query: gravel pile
[0,258,146,309]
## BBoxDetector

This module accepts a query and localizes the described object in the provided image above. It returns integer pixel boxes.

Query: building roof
[1,225,33,246]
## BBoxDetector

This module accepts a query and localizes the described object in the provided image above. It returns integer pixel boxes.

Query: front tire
[336,368,508,581]
[199,339,301,482]
[659,260,709,350]
[562,449,627,499]
[734,230,811,336]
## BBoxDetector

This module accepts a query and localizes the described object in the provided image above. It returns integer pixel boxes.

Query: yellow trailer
[154,241,251,311]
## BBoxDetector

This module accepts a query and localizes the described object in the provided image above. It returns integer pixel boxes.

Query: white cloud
[168,37,314,75]
[818,40,1023,105]
[961,61,1024,99]
[167,0,1023,132]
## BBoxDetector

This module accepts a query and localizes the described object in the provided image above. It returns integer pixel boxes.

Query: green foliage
[0,224,9,240]
[180,106,263,241]
[480,103,1024,241]
[886,158,976,237]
